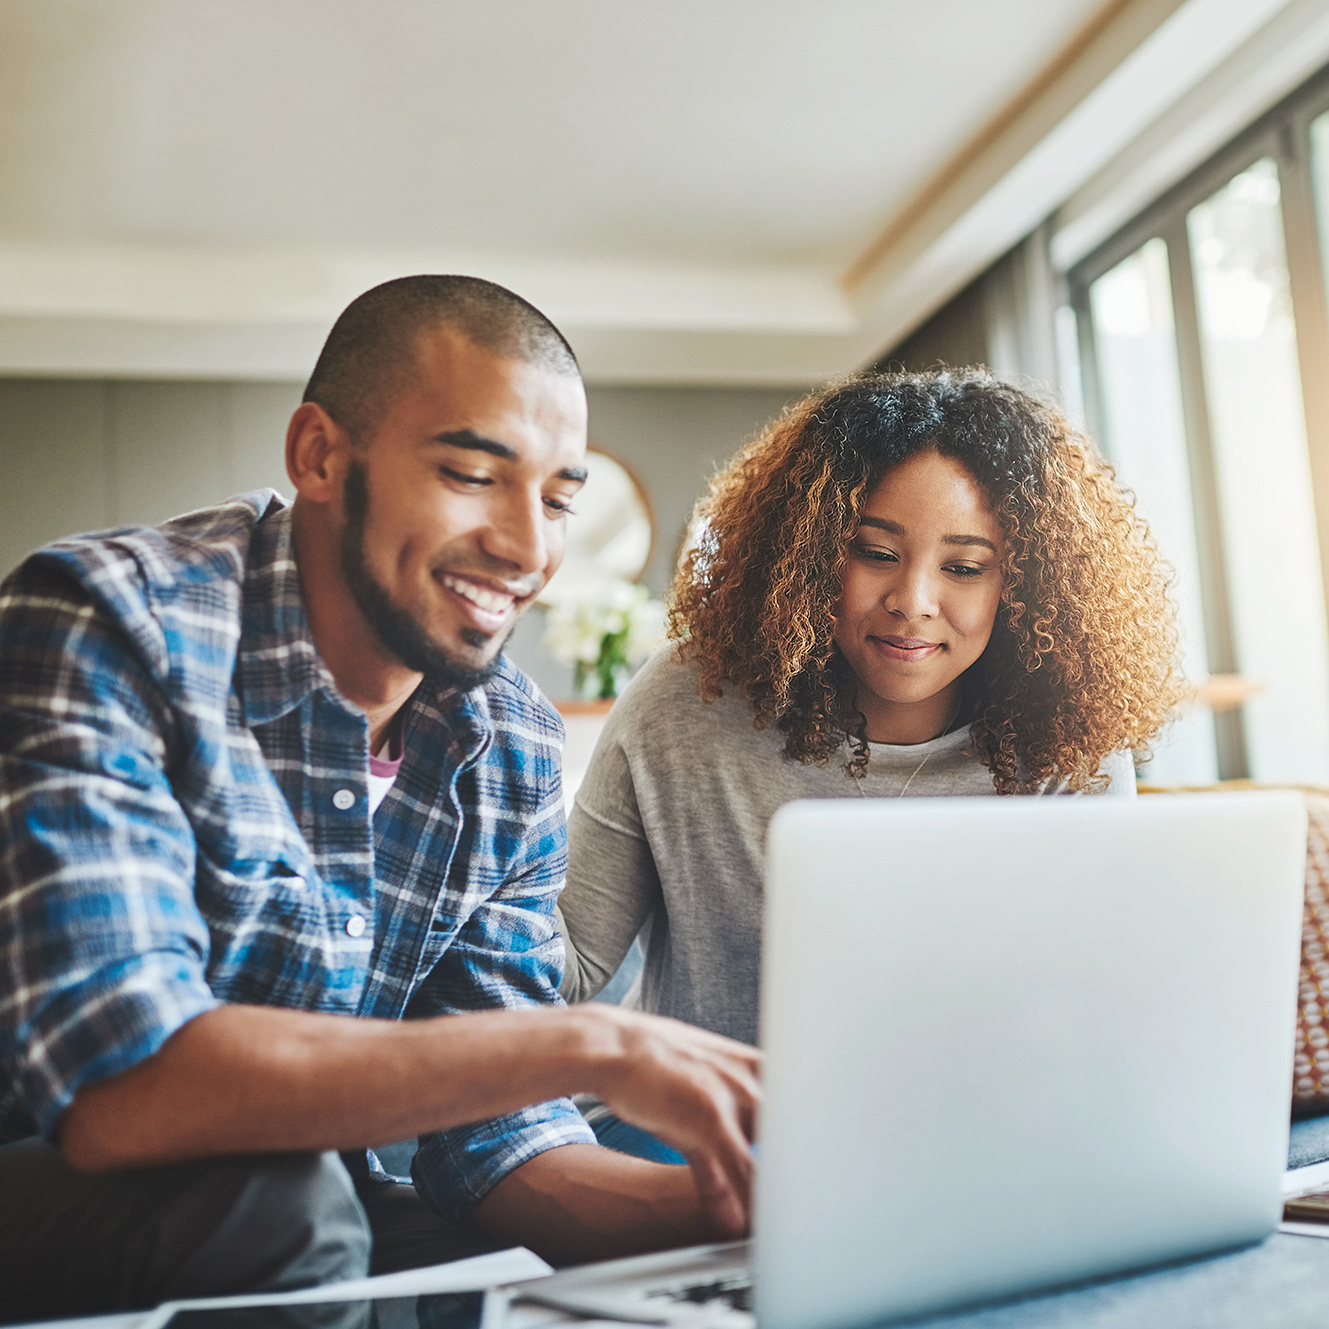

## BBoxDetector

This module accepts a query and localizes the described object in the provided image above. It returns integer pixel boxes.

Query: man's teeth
[442,576,514,614]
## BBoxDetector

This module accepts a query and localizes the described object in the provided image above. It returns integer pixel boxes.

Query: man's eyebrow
[429,429,518,460]
[856,516,996,553]
[429,429,587,484]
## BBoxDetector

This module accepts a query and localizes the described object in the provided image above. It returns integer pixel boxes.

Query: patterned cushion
[1295,794,1329,1107]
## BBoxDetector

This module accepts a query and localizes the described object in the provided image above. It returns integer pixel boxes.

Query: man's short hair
[303,274,581,443]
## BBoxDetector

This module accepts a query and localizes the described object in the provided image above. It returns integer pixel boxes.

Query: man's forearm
[473,1144,716,1264]
[60,999,760,1247]
[59,1002,618,1172]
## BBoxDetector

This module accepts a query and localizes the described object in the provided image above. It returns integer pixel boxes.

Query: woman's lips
[871,634,943,662]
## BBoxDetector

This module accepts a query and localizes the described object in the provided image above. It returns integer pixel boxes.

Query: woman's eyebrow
[857,516,996,553]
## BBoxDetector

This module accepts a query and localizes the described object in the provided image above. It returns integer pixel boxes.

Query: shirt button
[332,789,356,811]
[345,914,367,938]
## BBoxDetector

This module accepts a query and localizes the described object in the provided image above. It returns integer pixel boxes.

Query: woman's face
[832,448,1005,744]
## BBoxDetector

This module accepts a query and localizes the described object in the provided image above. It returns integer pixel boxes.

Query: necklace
[852,691,964,799]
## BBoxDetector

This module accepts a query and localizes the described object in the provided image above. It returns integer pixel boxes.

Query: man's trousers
[0,1139,498,1323]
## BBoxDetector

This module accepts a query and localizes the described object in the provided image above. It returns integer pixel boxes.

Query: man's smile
[437,571,529,632]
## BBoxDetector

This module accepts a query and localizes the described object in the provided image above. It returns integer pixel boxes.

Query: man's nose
[482,487,550,578]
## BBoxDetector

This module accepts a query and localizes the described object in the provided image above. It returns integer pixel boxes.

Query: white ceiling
[0,0,1108,260]
[0,0,1324,383]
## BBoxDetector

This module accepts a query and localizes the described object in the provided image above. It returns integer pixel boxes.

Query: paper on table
[1279,1163,1329,1237]
[137,1247,553,1328]
[8,1315,148,1329]
[1283,1160,1329,1197]
[1280,1220,1329,1238]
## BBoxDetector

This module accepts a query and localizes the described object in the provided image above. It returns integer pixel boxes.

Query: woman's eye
[544,496,577,516]
[946,563,985,579]
[854,544,897,563]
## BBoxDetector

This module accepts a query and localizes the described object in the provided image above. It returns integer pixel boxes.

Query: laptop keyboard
[644,1273,753,1312]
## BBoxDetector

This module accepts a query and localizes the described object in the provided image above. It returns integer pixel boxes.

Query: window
[1087,240,1215,783]
[1072,71,1329,784]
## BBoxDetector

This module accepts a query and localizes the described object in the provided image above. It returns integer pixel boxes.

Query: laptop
[518,792,1306,1328]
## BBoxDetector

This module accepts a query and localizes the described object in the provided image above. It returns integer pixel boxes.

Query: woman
[559,369,1179,1156]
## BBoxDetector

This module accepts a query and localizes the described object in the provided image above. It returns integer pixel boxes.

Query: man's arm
[410,871,760,1261]
[1,553,219,1146]
[471,1146,713,1264]
[59,1000,759,1252]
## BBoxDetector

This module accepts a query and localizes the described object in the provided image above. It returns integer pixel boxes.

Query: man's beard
[339,459,509,691]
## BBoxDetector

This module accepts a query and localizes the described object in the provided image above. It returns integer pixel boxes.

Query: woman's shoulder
[1093,748,1138,797]
[1036,747,1138,797]
[615,641,721,712]
[607,642,768,749]
[617,640,699,700]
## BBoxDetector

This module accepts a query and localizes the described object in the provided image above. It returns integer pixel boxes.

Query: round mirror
[538,445,654,607]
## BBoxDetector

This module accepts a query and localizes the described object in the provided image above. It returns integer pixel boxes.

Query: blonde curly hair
[670,369,1182,792]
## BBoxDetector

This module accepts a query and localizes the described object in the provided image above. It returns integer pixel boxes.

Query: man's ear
[286,402,352,503]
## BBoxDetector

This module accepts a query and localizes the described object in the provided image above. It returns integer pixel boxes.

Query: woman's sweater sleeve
[557,706,664,1004]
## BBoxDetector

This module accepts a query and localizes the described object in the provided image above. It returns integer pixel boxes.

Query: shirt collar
[406,674,494,771]
[235,498,497,766]
[235,500,339,727]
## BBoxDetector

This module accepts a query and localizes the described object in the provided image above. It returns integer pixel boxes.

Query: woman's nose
[885,567,939,618]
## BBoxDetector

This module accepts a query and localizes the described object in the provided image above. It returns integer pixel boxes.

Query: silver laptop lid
[756,793,1305,1329]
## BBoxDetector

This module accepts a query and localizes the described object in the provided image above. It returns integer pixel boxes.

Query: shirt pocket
[194,851,342,1004]
[198,853,319,907]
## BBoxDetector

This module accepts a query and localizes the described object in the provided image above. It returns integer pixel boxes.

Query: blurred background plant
[542,580,668,700]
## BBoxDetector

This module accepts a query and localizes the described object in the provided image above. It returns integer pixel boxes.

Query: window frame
[1068,64,1329,780]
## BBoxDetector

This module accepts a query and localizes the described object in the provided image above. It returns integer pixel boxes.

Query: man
[0,276,759,1318]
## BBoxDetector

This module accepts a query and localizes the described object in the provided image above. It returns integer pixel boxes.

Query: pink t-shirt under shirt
[367,737,404,816]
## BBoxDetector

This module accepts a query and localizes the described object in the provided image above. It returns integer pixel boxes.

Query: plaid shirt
[0,491,593,1219]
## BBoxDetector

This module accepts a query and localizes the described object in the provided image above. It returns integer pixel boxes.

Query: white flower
[541,579,667,670]
[542,599,608,665]
[624,595,668,665]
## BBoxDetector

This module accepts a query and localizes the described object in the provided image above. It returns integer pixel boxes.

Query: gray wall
[0,377,800,698]
[879,227,1063,394]
[0,379,298,567]
[882,277,990,373]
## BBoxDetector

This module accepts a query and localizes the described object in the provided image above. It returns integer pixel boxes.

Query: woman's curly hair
[670,368,1182,793]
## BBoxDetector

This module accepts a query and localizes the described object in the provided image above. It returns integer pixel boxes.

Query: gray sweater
[558,645,1134,1046]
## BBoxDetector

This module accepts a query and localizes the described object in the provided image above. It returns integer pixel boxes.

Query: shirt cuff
[12,957,218,1141]
[411,1098,596,1223]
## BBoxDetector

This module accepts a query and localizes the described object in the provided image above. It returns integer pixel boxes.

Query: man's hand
[472,1006,760,1261]
[569,1005,760,1239]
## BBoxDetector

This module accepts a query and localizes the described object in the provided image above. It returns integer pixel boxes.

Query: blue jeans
[592,1113,685,1165]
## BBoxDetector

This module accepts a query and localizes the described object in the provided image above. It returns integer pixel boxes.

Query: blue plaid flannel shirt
[0,491,594,1219]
